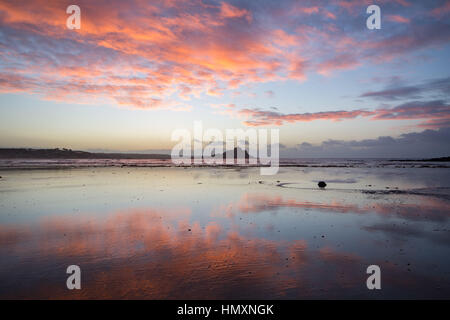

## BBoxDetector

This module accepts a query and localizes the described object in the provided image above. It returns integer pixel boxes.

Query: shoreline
[1,162,449,170]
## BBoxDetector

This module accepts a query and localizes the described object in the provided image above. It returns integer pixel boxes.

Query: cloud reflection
[217,193,450,222]
[0,191,449,299]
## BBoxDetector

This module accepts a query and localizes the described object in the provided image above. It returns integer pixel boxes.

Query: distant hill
[0,148,171,159]
[191,147,251,161]
[221,147,250,160]
[421,156,450,162]
[393,156,450,162]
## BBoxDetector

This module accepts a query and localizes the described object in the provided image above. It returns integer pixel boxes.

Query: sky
[0,0,449,158]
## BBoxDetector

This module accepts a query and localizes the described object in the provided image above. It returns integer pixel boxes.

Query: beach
[0,164,449,299]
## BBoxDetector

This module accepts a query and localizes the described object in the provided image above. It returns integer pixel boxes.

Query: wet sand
[0,166,449,299]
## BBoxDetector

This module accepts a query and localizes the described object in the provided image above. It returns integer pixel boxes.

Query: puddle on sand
[0,166,449,299]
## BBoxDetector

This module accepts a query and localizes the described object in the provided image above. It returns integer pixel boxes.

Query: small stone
[188,228,191,232]
[318,181,327,188]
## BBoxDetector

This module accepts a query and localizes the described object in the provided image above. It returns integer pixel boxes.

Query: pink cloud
[0,0,297,109]
[0,0,448,111]
[317,54,360,76]
[220,1,252,21]
[431,1,450,17]
[324,11,337,20]
[337,0,410,13]
[297,7,320,15]
[237,108,374,127]
[223,100,450,128]
[386,15,410,24]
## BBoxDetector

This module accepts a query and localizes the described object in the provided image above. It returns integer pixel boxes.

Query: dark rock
[318,181,327,188]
